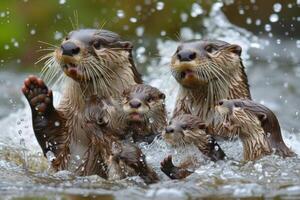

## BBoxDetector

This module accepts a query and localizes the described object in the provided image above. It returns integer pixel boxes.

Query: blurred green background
[0,0,298,71]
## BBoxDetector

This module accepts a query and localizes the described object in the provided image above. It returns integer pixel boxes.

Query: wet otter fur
[22,29,143,177]
[116,84,167,144]
[170,40,251,138]
[161,114,226,179]
[215,99,296,161]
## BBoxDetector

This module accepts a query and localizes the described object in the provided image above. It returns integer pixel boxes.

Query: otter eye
[65,36,69,41]
[146,96,153,103]
[158,93,166,100]
[93,41,101,50]
[181,124,188,130]
[205,45,217,54]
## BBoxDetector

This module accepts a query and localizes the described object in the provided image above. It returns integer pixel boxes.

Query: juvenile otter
[85,84,167,144]
[117,84,167,143]
[160,114,226,179]
[22,29,142,175]
[215,99,296,161]
[170,40,251,137]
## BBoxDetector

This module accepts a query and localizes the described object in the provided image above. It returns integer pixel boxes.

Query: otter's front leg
[160,155,193,179]
[22,75,66,156]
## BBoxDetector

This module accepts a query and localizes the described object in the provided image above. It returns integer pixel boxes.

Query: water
[1,2,300,200]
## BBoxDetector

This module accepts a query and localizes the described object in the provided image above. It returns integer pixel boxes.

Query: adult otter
[215,99,296,161]
[22,29,142,176]
[160,114,226,179]
[170,40,251,137]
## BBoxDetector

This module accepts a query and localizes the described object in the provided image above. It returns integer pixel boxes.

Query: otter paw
[160,155,192,179]
[22,75,53,115]
[160,155,177,177]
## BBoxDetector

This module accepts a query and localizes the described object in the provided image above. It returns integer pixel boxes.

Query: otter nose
[177,50,196,62]
[129,99,142,109]
[165,127,174,134]
[218,100,224,106]
[61,42,80,56]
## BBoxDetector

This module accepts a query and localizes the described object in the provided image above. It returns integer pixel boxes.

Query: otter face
[162,114,208,146]
[215,99,236,116]
[170,40,242,88]
[45,29,134,83]
[121,84,166,124]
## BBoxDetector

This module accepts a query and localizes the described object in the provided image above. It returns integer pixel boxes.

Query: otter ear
[118,41,133,50]
[227,44,242,56]
[158,93,166,100]
[122,89,129,97]
[198,123,207,130]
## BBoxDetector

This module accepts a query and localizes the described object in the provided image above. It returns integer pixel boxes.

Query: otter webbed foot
[22,75,54,116]
[160,155,193,179]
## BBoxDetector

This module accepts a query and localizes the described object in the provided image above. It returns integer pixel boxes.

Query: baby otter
[215,99,296,161]
[22,29,142,176]
[170,40,251,138]
[116,84,167,144]
[161,114,226,179]
[86,84,167,144]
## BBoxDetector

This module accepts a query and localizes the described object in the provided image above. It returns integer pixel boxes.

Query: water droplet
[4,44,9,50]
[269,14,279,23]
[117,10,125,18]
[30,29,36,35]
[46,151,56,162]
[273,3,282,13]
[190,3,203,17]
[276,39,281,44]
[180,13,188,22]
[255,19,261,26]
[75,155,81,160]
[136,26,144,37]
[156,2,164,11]
[54,121,60,127]
[264,24,272,32]
[246,17,252,24]
[130,17,137,23]
[59,0,66,4]
[149,118,154,124]
[239,9,245,15]
[18,130,22,135]
[296,40,300,48]
[160,30,166,36]
[54,31,63,40]
[214,145,219,151]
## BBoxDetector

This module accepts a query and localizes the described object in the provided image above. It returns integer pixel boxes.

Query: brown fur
[116,84,167,143]
[170,40,251,138]
[161,114,226,179]
[22,29,144,179]
[215,99,296,161]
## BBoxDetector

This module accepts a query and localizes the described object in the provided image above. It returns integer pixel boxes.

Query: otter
[22,29,142,176]
[215,99,296,161]
[160,114,226,179]
[116,84,167,144]
[170,40,251,138]
[84,84,167,144]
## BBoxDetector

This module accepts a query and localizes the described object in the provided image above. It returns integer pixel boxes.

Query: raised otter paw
[22,75,54,115]
[160,155,192,180]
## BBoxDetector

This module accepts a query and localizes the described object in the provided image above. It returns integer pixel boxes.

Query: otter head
[215,99,236,116]
[120,84,167,129]
[162,114,225,161]
[171,40,242,89]
[42,29,142,96]
[162,114,210,146]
